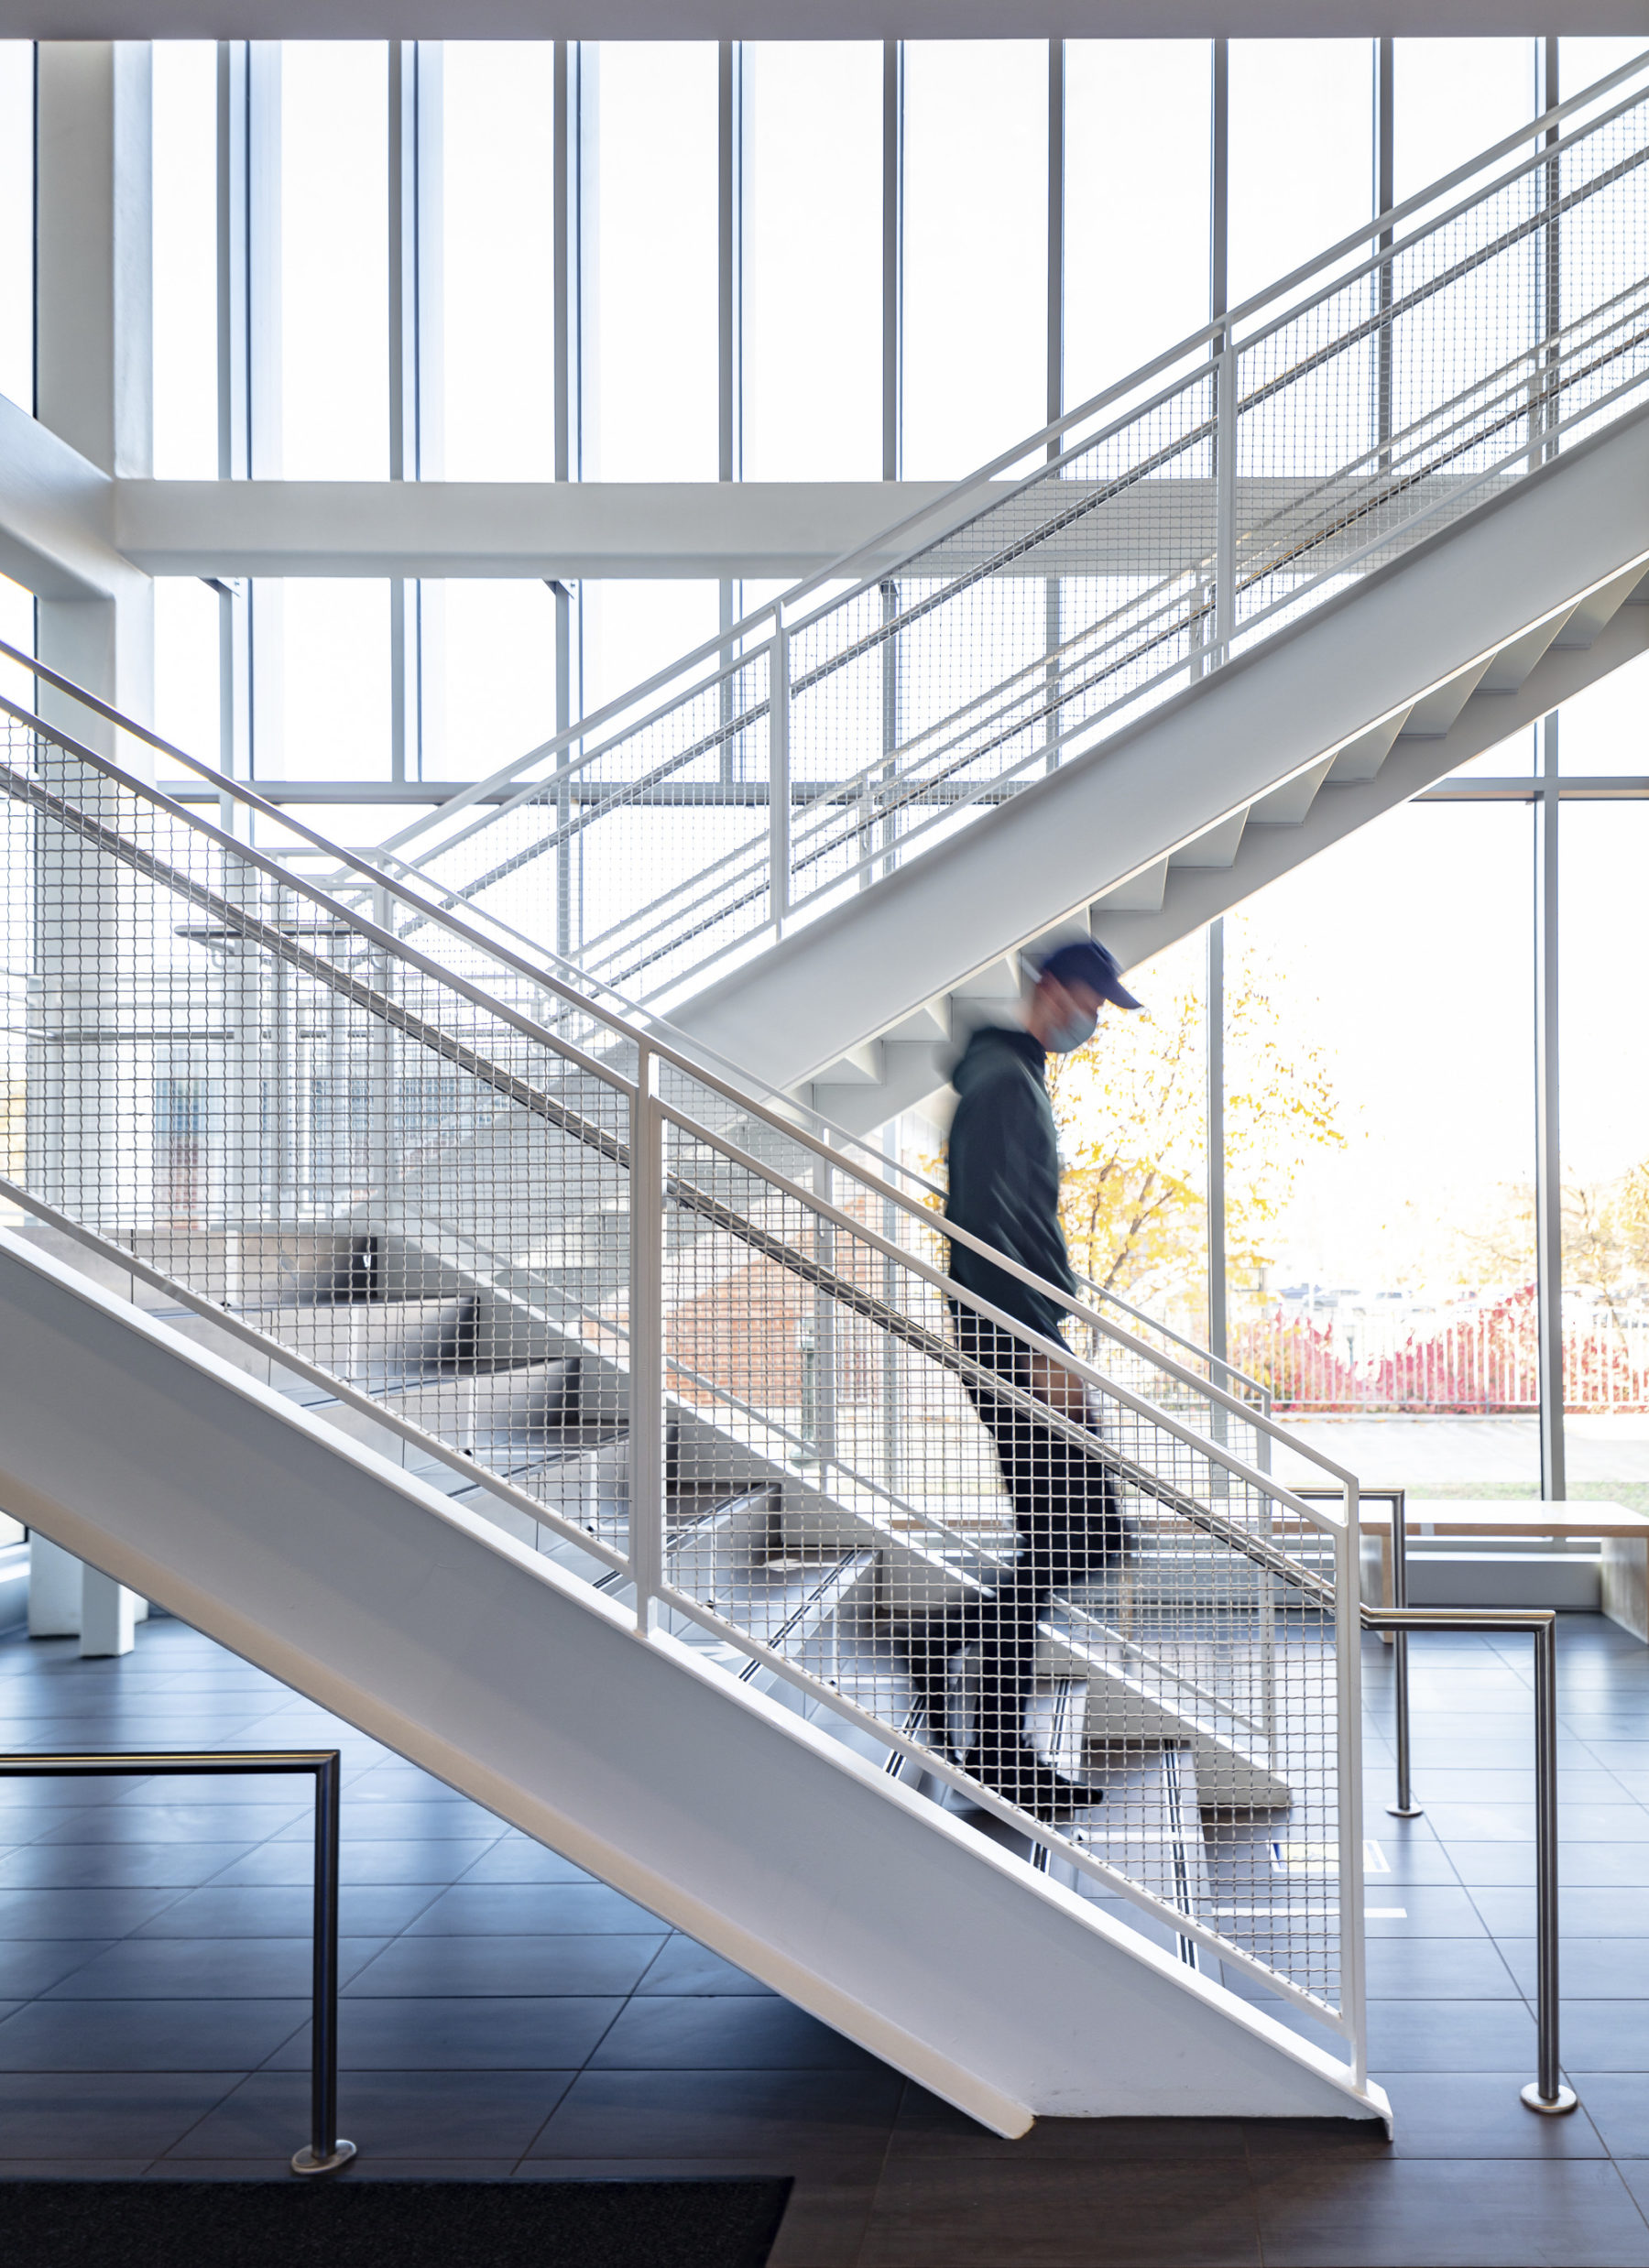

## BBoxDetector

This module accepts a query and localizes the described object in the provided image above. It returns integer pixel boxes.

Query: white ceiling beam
[112,475,1002,579]
[5,5,1645,33]
[0,397,124,600]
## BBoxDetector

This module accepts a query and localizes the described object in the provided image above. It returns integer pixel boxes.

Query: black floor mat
[0,2177,793,2268]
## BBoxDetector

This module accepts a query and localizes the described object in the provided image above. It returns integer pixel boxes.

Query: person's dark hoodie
[944,1023,1076,1345]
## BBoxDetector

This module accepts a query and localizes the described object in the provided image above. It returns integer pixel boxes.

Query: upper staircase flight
[364,50,1649,1131]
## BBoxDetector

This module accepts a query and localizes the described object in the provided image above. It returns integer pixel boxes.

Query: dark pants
[940,1303,1125,1756]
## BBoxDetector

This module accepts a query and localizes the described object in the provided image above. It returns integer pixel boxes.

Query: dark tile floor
[5,1615,1649,2263]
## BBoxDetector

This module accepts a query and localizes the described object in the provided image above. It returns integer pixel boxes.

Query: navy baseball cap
[1036,937,1142,1010]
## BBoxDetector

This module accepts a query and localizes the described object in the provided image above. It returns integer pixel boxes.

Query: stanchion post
[1387,1488,1422,1819]
[292,1749,355,2174]
[1360,1607,1576,2116]
[0,1749,356,2172]
[1523,1611,1577,2114]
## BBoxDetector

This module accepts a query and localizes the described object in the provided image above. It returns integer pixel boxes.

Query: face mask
[1045,1009,1098,1054]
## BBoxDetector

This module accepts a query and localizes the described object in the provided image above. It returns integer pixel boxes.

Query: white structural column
[34,39,155,727]
[1534,714,1567,1499]
[1042,37,1063,769]
[1206,916,1229,1373]
[31,41,158,1655]
[881,37,902,488]
[716,38,744,786]
[1203,44,1230,1371]
[388,38,442,784]
[226,40,284,771]
[552,38,582,952]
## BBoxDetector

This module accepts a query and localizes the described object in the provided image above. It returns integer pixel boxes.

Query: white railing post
[769,612,791,937]
[1335,1484,1370,2089]
[1214,327,1238,667]
[628,1046,666,1635]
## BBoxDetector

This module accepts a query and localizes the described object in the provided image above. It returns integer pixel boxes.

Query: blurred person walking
[906,939,1141,1819]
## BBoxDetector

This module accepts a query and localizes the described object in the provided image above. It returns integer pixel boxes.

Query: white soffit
[5,3,1649,36]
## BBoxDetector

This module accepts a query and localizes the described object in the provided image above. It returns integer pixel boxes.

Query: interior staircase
[0,686,1381,2131]
[363,51,1649,1135]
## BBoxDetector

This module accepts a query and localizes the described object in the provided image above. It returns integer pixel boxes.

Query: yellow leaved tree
[1043,933,1346,1333]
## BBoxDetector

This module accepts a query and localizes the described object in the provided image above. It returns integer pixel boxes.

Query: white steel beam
[110,474,1009,577]
[5,5,1640,38]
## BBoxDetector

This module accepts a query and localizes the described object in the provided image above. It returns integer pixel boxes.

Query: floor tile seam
[510,1967,645,2154]
[442,1833,537,1889]
[1241,2127,1275,2268]
[159,2066,279,2161]
[848,2077,909,2268]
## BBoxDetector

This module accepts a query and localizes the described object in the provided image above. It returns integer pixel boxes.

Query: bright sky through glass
[1064,40,1210,409]
[902,40,1047,479]
[152,41,216,479]
[281,42,389,479]
[442,42,556,482]
[742,42,881,480]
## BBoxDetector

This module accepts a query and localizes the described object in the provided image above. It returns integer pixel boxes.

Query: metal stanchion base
[1387,1803,1425,1818]
[290,2140,357,2175]
[1521,2084,1578,2117]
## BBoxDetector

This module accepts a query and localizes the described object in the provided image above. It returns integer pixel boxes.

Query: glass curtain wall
[72,32,1649,1471]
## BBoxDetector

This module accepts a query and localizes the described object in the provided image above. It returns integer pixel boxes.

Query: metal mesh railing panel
[0,717,638,1564]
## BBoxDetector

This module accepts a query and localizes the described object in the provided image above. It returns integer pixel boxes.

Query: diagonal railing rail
[357,50,1649,1023]
[0,687,1365,2077]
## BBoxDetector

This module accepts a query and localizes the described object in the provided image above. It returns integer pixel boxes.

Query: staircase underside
[662,407,1649,1136]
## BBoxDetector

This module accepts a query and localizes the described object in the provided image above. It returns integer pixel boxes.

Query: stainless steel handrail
[1358,1607,1574,2119]
[1300,1486,1419,1818]
[0,1748,355,2172]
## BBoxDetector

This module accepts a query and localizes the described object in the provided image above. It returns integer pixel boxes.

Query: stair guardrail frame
[0,688,1370,2078]
[1356,1605,1574,2119]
